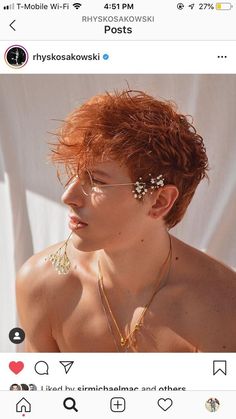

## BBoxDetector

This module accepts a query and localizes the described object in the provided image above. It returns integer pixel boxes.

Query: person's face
[11,385,19,390]
[61,160,154,253]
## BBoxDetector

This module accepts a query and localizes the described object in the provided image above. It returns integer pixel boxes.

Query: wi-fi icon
[73,2,82,8]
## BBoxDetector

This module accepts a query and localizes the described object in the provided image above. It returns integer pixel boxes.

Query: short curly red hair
[50,90,209,228]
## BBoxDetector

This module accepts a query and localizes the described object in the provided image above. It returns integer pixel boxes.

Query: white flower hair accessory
[132,174,165,199]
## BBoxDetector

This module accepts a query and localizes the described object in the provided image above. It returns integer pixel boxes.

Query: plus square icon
[110,397,126,412]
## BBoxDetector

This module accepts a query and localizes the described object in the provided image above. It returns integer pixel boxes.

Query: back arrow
[10,20,16,31]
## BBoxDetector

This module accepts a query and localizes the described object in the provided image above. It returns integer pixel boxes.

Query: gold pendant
[120,338,126,346]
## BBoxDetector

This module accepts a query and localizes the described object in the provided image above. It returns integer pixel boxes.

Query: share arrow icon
[59,361,74,374]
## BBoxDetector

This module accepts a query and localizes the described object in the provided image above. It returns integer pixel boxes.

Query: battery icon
[216,3,233,9]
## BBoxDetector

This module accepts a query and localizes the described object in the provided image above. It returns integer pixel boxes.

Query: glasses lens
[59,169,93,195]
[59,172,77,188]
[79,169,93,196]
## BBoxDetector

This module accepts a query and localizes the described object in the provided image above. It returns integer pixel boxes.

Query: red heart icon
[9,361,24,374]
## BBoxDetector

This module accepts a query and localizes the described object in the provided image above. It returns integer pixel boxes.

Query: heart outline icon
[9,361,24,374]
[157,397,173,411]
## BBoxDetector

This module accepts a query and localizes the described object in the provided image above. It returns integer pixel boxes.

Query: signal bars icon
[3,3,14,9]
[73,2,82,9]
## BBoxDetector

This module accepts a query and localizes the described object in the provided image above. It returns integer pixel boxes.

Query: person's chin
[71,233,102,253]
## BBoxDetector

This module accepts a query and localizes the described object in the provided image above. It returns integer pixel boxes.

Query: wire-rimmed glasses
[62,168,145,196]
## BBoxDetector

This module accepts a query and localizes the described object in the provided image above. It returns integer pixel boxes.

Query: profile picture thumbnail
[10,384,21,391]
[205,397,220,412]
[4,45,28,69]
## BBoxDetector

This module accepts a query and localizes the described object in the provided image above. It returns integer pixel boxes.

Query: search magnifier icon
[63,397,78,412]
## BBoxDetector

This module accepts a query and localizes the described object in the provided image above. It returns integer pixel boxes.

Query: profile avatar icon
[205,397,220,412]
[21,384,29,391]
[5,45,28,69]
[29,384,37,391]
[10,384,21,391]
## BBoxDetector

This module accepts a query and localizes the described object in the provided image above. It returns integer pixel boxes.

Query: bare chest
[51,284,200,352]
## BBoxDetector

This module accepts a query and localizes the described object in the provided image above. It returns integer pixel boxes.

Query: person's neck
[98,227,172,295]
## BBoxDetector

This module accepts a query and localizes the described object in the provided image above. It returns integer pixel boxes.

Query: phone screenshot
[0,1,236,417]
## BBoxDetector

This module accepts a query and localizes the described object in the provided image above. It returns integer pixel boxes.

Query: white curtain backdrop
[0,74,235,352]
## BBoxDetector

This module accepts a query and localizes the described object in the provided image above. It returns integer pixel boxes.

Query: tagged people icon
[9,328,25,344]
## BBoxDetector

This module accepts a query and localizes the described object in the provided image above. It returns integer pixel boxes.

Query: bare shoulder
[16,243,63,295]
[16,241,87,317]
[172,236,236,350]
[172,235,236,285]
[16,242,71,352]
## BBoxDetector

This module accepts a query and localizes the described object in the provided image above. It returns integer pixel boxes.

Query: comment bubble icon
[34,361,49,375]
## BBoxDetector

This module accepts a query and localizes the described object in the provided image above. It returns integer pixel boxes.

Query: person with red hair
[16,90,236,352]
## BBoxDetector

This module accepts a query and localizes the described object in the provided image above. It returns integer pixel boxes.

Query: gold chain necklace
[98,235,172,351]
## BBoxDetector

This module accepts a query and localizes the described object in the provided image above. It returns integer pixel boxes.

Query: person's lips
[69,214,88,228]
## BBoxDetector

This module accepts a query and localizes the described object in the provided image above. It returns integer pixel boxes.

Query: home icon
[16,397,31,413]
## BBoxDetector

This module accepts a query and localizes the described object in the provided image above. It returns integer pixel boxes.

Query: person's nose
[61,178,85,207]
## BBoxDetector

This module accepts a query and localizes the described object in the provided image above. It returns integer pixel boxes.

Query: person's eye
[92,177,106,185]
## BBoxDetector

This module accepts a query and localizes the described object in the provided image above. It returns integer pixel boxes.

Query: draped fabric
[0,74,235,352]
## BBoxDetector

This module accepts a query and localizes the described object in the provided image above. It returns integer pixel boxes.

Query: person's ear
[148,185,179,219]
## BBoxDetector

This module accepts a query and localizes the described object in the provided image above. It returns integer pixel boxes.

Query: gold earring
[47,231,73,275]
